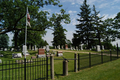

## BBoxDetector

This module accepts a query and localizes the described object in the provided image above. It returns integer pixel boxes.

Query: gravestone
[57,51,63,57]
[12,53,22,58]
[29,45,31,50]
[0,59,2,63]
[1,48,3,51]
[80,44,83,50]
[54,46,56,49]
[76,46,78,51]
[31,56,36,59]
[22,45,29,55]
[4,48,7,51]
[37,48,46,58]
[65,44,68,49]
[11,48,14,51]
[58,45,60,49]
[34,45,37,51]
[46,45,49,52]
[96,45,101,52]
[0,54,3,57]
[32,46,34,50]
[102,45,104,50]
[70,46,73,50]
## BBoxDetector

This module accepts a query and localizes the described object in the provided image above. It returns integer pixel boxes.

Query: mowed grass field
[55,58,120,80]
[0,49,120,80]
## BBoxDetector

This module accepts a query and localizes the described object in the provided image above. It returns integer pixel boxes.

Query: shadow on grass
[54,72,63,78]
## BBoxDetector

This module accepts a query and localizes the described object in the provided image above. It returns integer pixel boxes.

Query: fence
[0,50,120,80]
[78,50,119,70]
[0,57,51,80]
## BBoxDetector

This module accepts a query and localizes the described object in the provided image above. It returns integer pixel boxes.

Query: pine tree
[73,0,93,49]
[92,5,104,49]
[51,9,70,48]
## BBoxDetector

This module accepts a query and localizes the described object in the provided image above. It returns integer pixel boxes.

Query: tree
[0,0,62,49]
[0,34,9,48]
[50,9,70,47]
[73,0,93,49]
[92,5,104,49]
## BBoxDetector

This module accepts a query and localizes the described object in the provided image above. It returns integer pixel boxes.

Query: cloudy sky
[8,0,120,46]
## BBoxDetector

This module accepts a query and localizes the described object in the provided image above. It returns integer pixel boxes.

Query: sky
[8,0,120,46]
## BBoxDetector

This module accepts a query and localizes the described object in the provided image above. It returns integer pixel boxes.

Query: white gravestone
[58,45,60,49]
[12,53,22,58]
[29,45,31,50]
[0,59,2,63]
[11,48,14,51]
[32,46,34,50]
[76,46,78,51]
[4,48,7,51]
[70,46,73,50]
[0,54,3,57]
[34,45,37,51]
[97,45,101,52]
[46,45,50,52]
[22,45,29,55]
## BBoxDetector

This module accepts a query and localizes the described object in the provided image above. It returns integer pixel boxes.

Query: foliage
[51,9,70,47]
[73,0,93,49]
[92,5,104,49]
[0,0,62,48]
[73,0,120,49]
[0,34,9,48]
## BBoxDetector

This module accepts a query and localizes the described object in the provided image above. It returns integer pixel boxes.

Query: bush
[91,48,96,51]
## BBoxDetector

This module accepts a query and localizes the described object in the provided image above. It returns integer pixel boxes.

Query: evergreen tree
[73,0,93,49]
[50,9,70,47]
[92,5,104,49]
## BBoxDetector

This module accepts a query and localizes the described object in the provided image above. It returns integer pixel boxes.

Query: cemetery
[0,45,120,80]
[1,0,120,80]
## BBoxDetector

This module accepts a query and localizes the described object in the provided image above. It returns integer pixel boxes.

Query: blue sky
[8,0,120,46]
[42,0,120,46]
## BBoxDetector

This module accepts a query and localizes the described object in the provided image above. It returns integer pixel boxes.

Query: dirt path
[50,49,120,57]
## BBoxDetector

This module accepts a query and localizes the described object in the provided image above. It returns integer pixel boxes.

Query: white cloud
[99,3,109,9]
[43,29,53,46]
[102,14,116,20]
[72,2,75,5]
[61,0,83,4]
[68,10,77,14]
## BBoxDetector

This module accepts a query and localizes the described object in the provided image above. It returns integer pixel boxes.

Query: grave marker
[57,51,63,57]
[65,44,68,49]
[12,53,22,58]
[96,45,101,52]
[0,59,2,63]
[37,48,46,58]
[46,45,49,52]
[22,45,29,56]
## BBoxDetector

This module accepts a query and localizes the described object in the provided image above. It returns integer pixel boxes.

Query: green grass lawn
[0,49,120,80]
[55,58,120,80]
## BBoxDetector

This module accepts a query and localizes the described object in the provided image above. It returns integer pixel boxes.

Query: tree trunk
[14,30,19,50]
[98,32,102,50]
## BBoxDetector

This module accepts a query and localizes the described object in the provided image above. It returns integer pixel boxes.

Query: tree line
[72,0,120,49]
[0,0,120,50]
